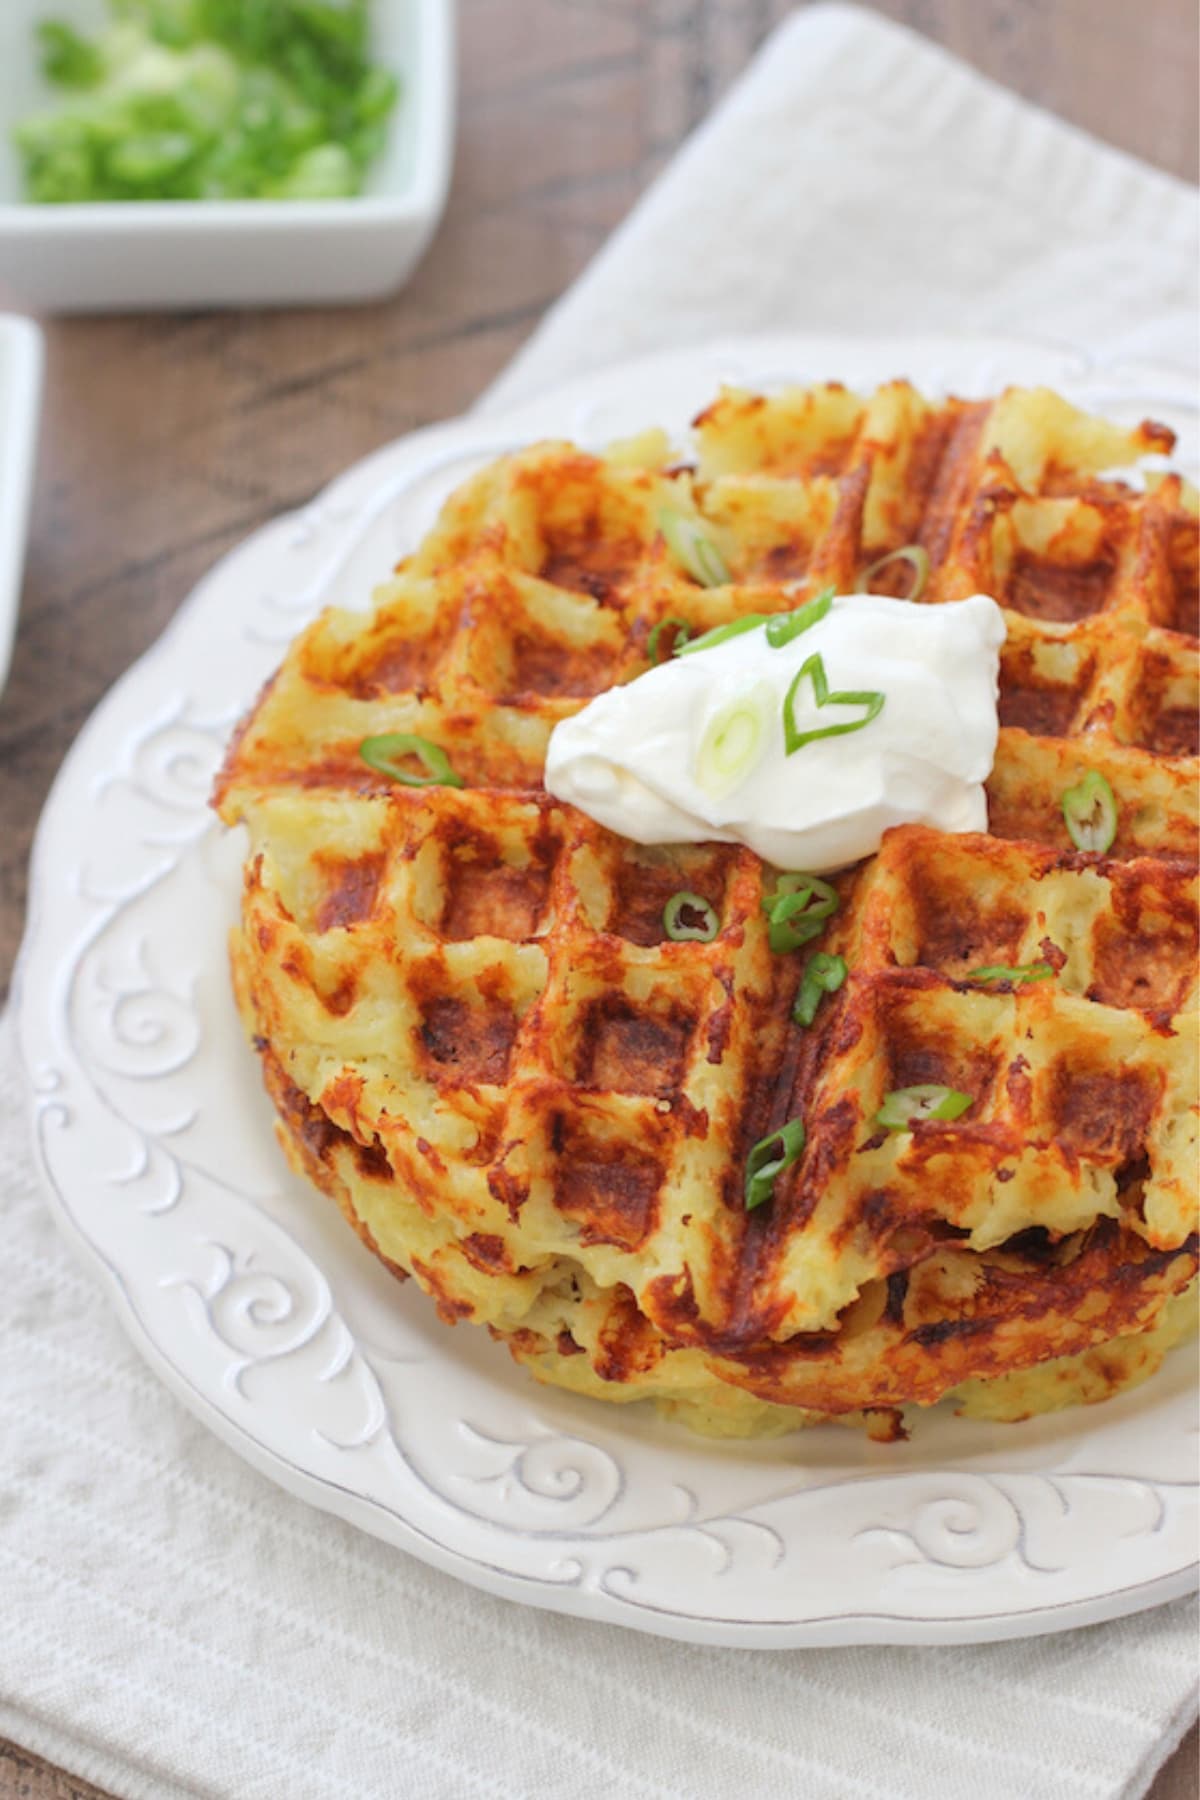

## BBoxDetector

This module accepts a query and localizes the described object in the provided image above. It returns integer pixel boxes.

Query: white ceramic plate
[15,334,1199,1648]
[0,313,41,694]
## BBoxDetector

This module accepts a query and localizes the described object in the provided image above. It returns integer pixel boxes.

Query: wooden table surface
[2,2,1197,1795]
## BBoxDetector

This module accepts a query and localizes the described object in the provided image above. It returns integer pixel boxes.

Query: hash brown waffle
[216,380,1199,1436]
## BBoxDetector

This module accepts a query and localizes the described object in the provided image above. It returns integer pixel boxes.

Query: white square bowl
[0,313,42,694]
[0,0,455,312]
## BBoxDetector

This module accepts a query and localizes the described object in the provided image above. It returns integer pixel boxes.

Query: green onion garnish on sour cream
[695,684,772,797]
[541,593,1006,877]
[676,614,768,657]
[677,590,833,660]
[782,652,886,755]
[763,587,834,647]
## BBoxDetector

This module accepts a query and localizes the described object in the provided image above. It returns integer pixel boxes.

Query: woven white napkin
[3,8,1197,1798]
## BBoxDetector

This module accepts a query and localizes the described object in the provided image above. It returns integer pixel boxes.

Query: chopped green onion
[14,2,399,205]
[663,891,719,942]
[1062,769,1118,853]
[695,685,770,797]
[108,131,197,185]
[37,21,103,88]
[355,65,401,124]
[968,962,1055,986]
[360,733,463,788]
[763,876,839,954]
[876,1085,972,1132]
[272,141,358,199]
[793,952,847,1026]
[855,545,931,601]
[677,587,836,660]
[745,1117,806,1211]
[676,614,767,657]
[764,587,835,649]
[760,870,827,914]
[783,653,886,755]
[659,510,731,587]
[647,616,692,662]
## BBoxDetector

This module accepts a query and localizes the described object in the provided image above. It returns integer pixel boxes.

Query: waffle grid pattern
[217,381,1199,1433]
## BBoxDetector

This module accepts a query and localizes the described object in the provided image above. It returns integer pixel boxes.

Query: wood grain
[1,2,1196,1795]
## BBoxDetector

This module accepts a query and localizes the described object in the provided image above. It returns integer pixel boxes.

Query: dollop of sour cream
[544,593,1006,872]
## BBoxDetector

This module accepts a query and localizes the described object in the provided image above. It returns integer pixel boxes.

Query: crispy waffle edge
[216,378,1200,1437]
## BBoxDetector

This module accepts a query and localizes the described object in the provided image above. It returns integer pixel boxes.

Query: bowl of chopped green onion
[0,0,454,311]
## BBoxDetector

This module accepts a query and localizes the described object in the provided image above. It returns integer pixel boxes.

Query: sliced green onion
[679,587,836,660]
[14,7,398,206]
[760,870,830,914]
[647,616,692,662]
[745,1117,806,1211]
[764,587,835,648]
[695,684,771,797]
[793,952,848,1026]
[1062,769,1118,853]
[274,142,358,200]
[659,510,731,587]
[663,891,719,942]
[764,876,839,954]
[360,733,464,789]
[968,962,1055,986]
[783,653,886,755]
[876,1085,972,1132]
[855,545,930,601]
[36,21,103,88]
[676,614,767,657]
[109,132,197,184]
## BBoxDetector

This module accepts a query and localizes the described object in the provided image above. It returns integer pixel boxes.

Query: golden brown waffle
[216,380,1199,1436]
